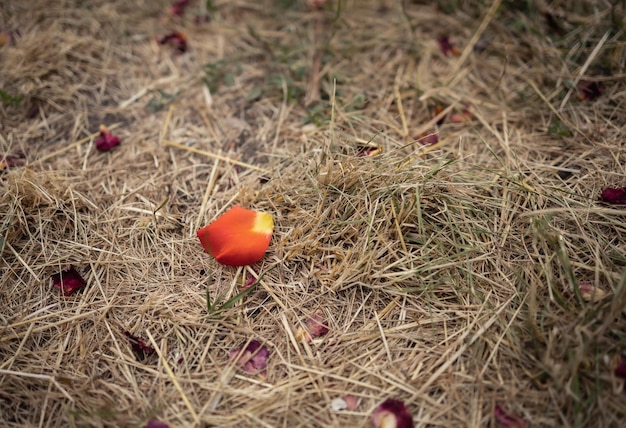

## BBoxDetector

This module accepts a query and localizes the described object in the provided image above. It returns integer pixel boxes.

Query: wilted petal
[229,339,269,375]
[168,0,190,16]
[51,266,86,296]
[124,331,156,361]
[343,395,360,410]
[615,360,626,380]
[0,152,26,170]
[357,145,383,157]
[95,125,121,151]
[242,273,257,289]
[158,31,187,53]
[600,187,626,205]
[371,398,414,428]
[146,419,169,428]
[495,405,527,428]
[577,80,604,101]
[437,36,460,56]
[197,206,274,266]
[449,107,472,123]
[307,310,329,338]
[415,132,439,146]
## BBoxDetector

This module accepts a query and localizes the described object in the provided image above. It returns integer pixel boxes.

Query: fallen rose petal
[449,107,472,123]
[0,152,26,170]
[51,266,86,296]
[242,273,257,289]
[306,310,329,338]
[495,405,527,428]
[197,206,274,266]
[616,360,626,380]
[146,419,169,428]
[577,80,604,101]
[578,281,608,302]
[168,0,190,16]
[343,395,361,410]
[95,125,121,151]
[600,187,626,205]
[158,31,187,54]
[415,132,439,146]
[229,339,269,375]
[437,36,460,57]
[357,145,383,157]
[124,331,156,361]
[371,398,414,428]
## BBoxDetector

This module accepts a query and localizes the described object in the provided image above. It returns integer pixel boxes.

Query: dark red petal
[0,152,26,170]
[168,0,190,16]
[357,146,383,157]
[495,405,527,428]
[577,80,604,101]
[229,339,269,375]
[415,132,439,146]
[371,398,414,428]
[146,419,169,428]
[158,32,187,54]
[95,125,121,151]
[615,360,626,380]
[124,331,156,361]
[437,36,460,56]
[51,266,86,296]
[600,187,626,205]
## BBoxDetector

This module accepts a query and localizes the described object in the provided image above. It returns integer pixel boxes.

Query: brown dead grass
[1,0,626,426]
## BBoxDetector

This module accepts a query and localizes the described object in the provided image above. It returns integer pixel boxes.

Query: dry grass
[1,0,626,426]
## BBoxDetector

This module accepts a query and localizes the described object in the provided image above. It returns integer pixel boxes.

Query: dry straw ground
[1,0,626,426]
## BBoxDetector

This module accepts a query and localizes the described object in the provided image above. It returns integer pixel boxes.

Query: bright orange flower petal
[197,206,273,266]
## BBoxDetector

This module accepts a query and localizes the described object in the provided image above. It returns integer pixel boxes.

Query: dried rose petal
[449,107,472,123]
[197,206,274,266]
[415,132,439,146]
[146,419,169,428]
[577,80,604,101]
[95,125,121,151]
[168,0,190,16]
[343,395,360,410]
[229,339,269,375]
[242,273,257,289]
[307,310,329,337]
[600,187,626,205]
[124,331,156,361]
[158,31,187,54]
[495,405,527,428]
[578,281,608,302]
[371,398,414,428]
[51,266,86,296]
[615,360,626,380]
[437,36,460,57]
[0,152,26,170]
[357,145,383,157]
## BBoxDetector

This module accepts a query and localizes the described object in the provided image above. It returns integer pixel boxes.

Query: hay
[1,0,625,426]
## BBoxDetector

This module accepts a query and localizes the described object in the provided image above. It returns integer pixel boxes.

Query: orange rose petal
[197,206,273,266]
